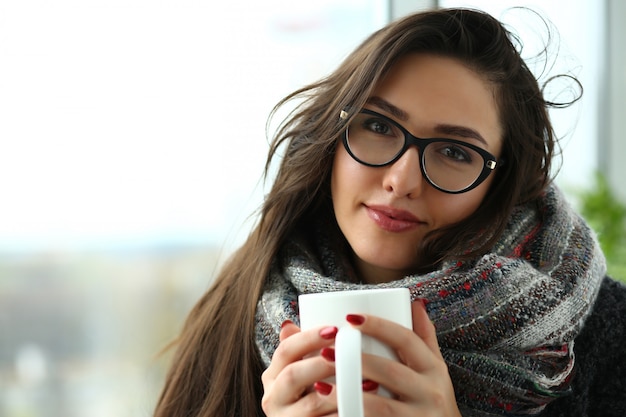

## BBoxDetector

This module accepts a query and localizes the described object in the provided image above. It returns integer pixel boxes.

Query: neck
[352,256,413,284]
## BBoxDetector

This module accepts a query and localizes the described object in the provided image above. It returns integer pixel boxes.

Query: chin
[359,255,421,279]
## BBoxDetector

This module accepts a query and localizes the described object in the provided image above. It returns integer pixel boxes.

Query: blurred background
[1,0,624,416]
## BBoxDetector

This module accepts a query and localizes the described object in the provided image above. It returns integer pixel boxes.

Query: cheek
[432,182,491,227]
[331,145,364,205]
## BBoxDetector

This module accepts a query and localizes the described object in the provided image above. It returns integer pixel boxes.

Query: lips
[365,205,424,232]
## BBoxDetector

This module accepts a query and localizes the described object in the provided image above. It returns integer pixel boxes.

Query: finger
[347,314,433,371]
[360,350,459,412]
[279,320,301,341]
[359,351,431,401]
[300,388,339,417]
[411,299,442,359]
[264,325,338,380]
[362,392,428,417]
[275,325,337,365]
[262,376,338,417]
[269,355,336,406]
[362,367,462,417]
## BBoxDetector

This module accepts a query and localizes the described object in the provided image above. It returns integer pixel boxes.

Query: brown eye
[436,144,473,163]
[363,118,393,136]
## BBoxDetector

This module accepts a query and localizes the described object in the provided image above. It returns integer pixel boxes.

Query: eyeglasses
[340,108,499,194]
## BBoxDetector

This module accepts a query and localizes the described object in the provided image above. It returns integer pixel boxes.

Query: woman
[154,8,626,417]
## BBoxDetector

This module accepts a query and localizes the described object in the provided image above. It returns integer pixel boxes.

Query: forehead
[371,53,502,153]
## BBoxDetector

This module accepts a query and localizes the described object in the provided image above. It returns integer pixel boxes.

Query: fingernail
[319,326,338,339]
[314,381,333,396]
[280,320,293,329]
[320,347,335,362]
[346,314,365,325]
[362,380,379,392]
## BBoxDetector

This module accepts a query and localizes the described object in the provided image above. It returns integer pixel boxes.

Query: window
[0,1,387,415]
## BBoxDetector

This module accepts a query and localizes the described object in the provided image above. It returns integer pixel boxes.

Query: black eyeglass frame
[340,108,499,194]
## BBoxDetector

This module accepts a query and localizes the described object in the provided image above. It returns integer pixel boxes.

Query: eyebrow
[366,96,489,146]
[433,124,489,146]
[366,96,409,121]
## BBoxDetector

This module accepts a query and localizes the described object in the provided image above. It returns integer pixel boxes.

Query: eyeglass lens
[345,112,488,192]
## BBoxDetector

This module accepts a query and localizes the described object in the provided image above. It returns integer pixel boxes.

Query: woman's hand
[261,300,461,417]
[352,300,462,417]
[261,322,339,417]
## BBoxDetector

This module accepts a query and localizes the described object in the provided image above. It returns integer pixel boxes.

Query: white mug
[298,288,412,417]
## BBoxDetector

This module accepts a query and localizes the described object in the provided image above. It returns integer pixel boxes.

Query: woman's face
[331,53,503,284]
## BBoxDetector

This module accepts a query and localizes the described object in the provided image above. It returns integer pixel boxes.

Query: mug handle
[335,326,364,417]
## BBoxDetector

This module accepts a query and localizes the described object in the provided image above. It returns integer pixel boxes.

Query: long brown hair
[154,8,571,416]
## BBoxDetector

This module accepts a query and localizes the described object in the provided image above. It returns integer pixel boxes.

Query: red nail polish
[346,314,365,325]
[280,320,293,329]
[314,381,333,396]
[320,347,335,362]
[319,326,338,339]
[362,380,379,392]
[415,298,429,308]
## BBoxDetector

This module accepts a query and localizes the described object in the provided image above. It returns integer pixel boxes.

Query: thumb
[411,299,442,358]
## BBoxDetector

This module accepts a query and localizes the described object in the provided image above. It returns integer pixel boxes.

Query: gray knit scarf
[255,184,605,416]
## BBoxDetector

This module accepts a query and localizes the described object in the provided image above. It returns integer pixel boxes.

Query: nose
[382,146,424,198]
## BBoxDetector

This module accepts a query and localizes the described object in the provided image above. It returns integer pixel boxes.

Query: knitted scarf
[255,185,605,416]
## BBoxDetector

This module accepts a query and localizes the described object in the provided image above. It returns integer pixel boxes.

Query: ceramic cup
[298,288,412,417]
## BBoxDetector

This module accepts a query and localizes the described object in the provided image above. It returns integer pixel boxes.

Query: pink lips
[365,205,423,232]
